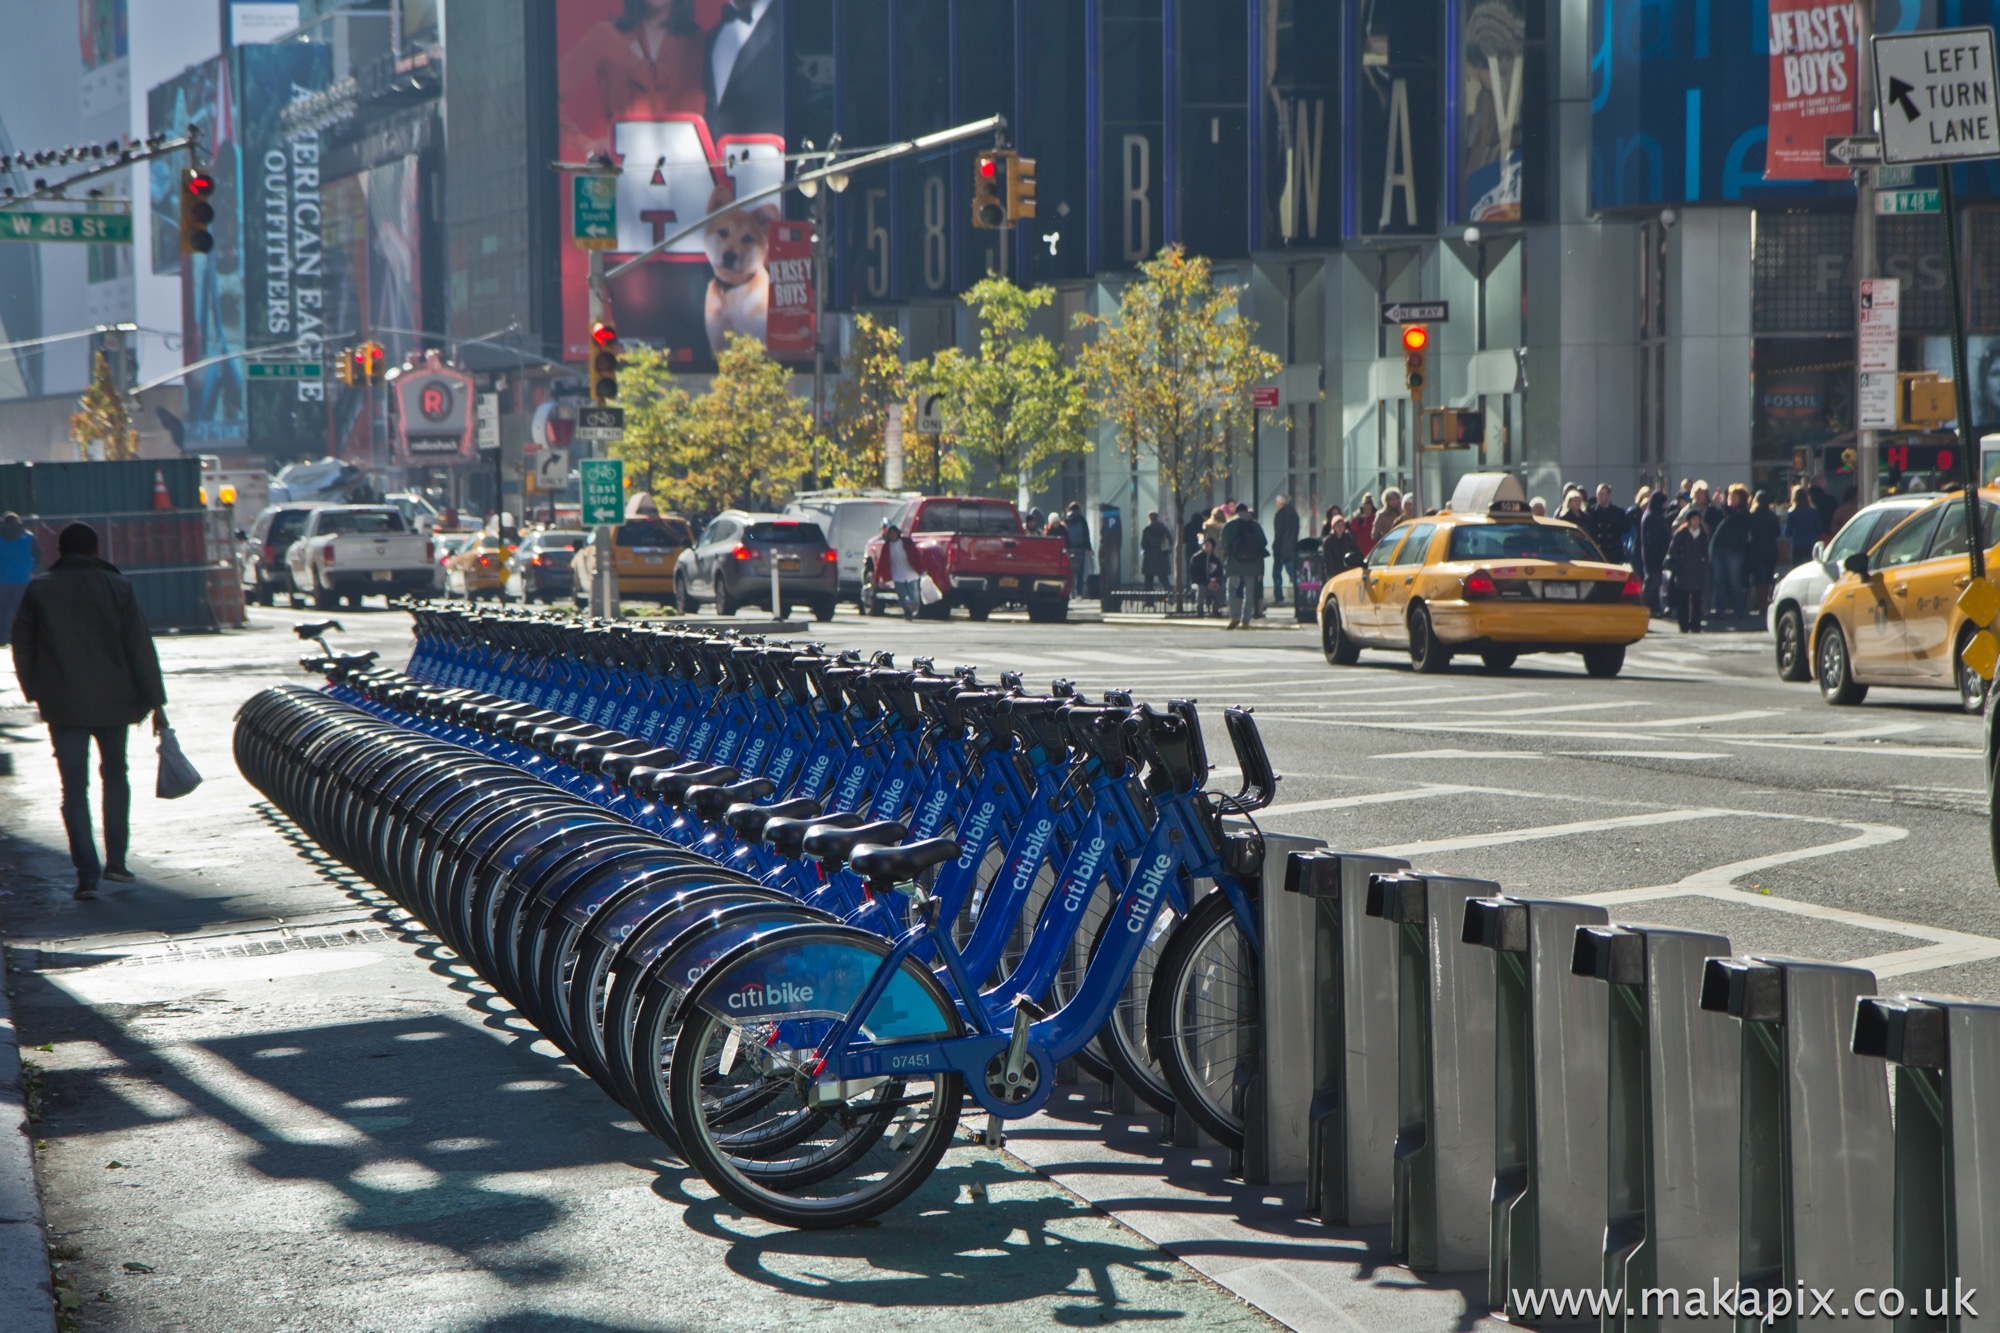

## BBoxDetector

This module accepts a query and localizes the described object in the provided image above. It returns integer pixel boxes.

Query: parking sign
[580,458,624,526]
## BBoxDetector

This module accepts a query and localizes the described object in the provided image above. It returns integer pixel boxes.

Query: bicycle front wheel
[668,926,965,1228]
[1146,889,1258,1150]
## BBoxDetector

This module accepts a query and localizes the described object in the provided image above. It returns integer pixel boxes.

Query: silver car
[1769,495,1932,681]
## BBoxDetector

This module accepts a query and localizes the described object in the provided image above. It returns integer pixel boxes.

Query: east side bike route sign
[1874,28,2000,165]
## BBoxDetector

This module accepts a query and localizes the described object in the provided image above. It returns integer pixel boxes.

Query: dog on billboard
[702,180,776,357]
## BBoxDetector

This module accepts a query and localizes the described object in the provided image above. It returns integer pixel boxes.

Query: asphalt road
[1,599,1992,1332]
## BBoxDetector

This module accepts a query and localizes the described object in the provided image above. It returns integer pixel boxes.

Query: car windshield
[532,532,587,550]
[319,509,406,536]
[1447,522,1606,563]
[617,518,692,547]
[745,521,826,544]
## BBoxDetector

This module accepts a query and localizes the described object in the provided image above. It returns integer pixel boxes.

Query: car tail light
[322,541,337,566]
[478,553,493,568]
[821,549,838,564]
[1462,569,1498,600]
[262,543,276,564]
[731,544,754,561]
[1620,573,1644,601]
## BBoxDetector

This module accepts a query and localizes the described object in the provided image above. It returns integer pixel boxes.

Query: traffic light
[1402,324,1429,397]
[179,167,215,254]
[973,152,1006,230]
[1006,154,1037,222]
[349,341,385,386]
[1900,371,1955,429]
[590,322,619,404]
[336,354,354,387]
[1428,409,1484,447]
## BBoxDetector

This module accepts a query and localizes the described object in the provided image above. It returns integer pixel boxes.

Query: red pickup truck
[861,496,1073,622]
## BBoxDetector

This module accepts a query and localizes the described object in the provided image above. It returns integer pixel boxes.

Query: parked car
[238,502,323,606]
[1768,494,1932,682]
[860,496,1071,622]
[570,514,695,607]
[446,531,515,601]
[674,512,839,621]
[506,529,588,603]
[385,491,440,533]
[785,490,917,601]
[283,505,435,609]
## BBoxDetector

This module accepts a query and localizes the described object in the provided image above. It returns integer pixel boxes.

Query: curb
[0,957,56,1333]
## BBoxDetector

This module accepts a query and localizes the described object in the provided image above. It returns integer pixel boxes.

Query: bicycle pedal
[982,1115,1004,1150]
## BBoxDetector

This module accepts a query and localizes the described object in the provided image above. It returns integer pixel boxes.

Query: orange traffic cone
[152,467,171,511]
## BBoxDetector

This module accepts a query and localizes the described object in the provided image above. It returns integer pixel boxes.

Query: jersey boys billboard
[556,0,800,371]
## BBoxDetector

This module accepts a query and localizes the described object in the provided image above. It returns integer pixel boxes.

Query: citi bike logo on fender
[916,786,951,833]
[1064,835,1109,912]
[801,754,831,794]
[877,774,908,813]
[955,802,998,869]
[726,979,815,1010]
[1008,819,1057,897]
[836,764,868,807]
[1125,854,1175,933]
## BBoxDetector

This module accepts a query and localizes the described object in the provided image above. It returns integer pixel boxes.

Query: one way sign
[1380,301,1450,325]
[1874,28,2000,166]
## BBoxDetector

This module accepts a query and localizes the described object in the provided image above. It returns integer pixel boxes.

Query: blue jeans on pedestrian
[1227,573,1258,624]
[50,725,129,890]
[1712,550,1745,616]
[894,579,921,619]
[1271,557,1292,602]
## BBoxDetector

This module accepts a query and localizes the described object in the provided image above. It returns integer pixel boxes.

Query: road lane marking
[1565,750,1725,760]
[1260,784,1496,818]
[1364,808,1730,858]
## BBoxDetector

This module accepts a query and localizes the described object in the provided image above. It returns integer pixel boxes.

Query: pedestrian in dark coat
[1640,492,1673,615]
[1664,509,1712,633]
[1270,496,1300,602]
[1139,511,1174,590]
[10,523,168,897]
[1746,489,1782,612]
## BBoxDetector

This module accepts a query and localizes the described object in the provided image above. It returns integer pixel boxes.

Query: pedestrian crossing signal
[1428,409,1484,447]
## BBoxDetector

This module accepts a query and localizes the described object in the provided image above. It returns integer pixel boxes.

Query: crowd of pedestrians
[1569,475,1855,633]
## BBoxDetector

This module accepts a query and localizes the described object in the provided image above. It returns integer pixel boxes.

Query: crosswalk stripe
[1364,807,1727,858]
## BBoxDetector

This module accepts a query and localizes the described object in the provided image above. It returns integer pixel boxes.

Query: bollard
[1240,832,1327,1186]
[1365,870,1498,1272]
[1698,956,1894,1329]
[1461,893,1610,1321]
[1572,924,1737,1330]
[1284,849,1409,1225]
[1851,993,2000,1331]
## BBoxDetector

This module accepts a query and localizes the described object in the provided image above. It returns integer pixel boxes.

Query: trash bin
[1851,992,2000,1326]
[1700,956,1894,1327]
[1462,893,1611,1317]
[1284,850,1409,1224]
[1572,923,1739,1322]
[1365,871,1499,1272]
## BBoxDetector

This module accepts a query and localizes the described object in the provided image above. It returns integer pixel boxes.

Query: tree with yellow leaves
[70,352,138,461]
[657,333,813,515]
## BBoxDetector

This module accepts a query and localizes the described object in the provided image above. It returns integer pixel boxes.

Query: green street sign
[1876,189,1942,215]
[246,361,323,381]
[580,457,625,525]
[0,209,133,245]
[572,175,617,250]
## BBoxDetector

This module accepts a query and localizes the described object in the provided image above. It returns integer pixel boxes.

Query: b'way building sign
[1874,28,2000,165]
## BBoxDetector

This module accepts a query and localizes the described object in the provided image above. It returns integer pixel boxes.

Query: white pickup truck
[285,505,436,609]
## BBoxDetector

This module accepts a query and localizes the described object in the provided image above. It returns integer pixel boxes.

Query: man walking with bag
[10,522,168,898]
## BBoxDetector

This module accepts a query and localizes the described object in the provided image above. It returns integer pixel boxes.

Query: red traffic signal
[1402,324,1428,396]
[979,157,999,180]
[179,167,216,255]
[973,152,1007,229]
[591,321,617,349]
[1401,324,1429,354]
[184,169,214,198]
[589,322,619,403]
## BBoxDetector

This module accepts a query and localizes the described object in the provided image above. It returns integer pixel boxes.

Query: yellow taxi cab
[1811,486,1997,712]
[1318,475,1648,676]
[569,512,695,607]
[447,531,515,601]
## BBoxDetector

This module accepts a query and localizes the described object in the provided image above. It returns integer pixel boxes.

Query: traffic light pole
[1853,0,1880,507]
[584,246,620,619]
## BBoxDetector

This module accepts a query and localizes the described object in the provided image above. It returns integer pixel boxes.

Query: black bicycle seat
[803,820,910,868]
[653,764,740,805]
[294,619,343,639]
[763,811,863,858]
[689,776,777,821]
[604,748,680,784]
[850,837,963,886]
[724,796,823,839]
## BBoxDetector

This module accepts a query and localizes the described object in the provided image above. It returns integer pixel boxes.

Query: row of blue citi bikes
[234,602,1279,1228]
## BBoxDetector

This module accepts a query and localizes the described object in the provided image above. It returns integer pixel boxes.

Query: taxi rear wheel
[1816,622,1868,705]
[1321,604,1360,665]
[1956,628,1990,715]
[1581,645,1625,678]
[1408,606,1452,674]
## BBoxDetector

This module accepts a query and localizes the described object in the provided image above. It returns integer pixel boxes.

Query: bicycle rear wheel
[668,925,964,1228]
[1082,887,1181,1114]
[1146,889,1258,1150]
